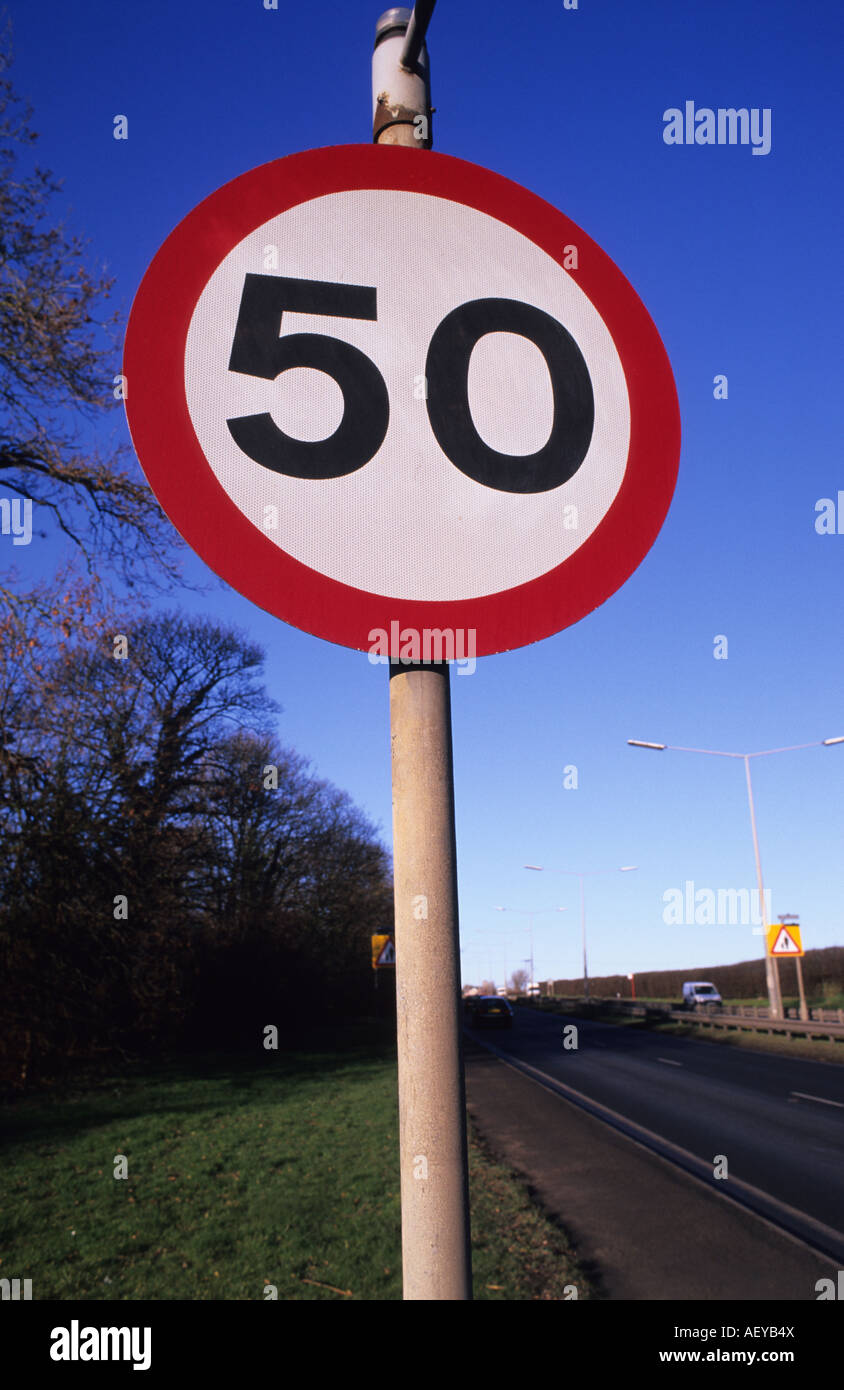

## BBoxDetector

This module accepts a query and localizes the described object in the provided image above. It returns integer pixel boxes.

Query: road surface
[463,1007,844,1297]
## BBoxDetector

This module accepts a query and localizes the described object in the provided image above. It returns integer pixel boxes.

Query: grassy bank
[624,992,844,1012]
[0,1033,591,1301]
[524,998,844,1065]
[627,1017,844,1065]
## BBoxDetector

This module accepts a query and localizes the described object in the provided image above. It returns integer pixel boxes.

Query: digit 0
[425,298,594,494]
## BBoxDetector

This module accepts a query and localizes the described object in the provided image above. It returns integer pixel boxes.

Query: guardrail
[528,995,844,1042]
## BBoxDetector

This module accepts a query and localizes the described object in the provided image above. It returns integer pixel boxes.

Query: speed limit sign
[124,145,680,657]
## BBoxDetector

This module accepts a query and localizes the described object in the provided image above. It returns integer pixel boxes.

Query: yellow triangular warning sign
[769,926,801,956]
[376,937,396,967]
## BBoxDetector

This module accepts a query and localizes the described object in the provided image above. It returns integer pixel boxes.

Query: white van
[682,981,722,1012]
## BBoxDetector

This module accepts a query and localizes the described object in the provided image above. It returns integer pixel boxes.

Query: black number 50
[226,274,594,494]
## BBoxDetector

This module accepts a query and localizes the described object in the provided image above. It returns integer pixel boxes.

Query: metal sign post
[374,4,472,1303]
[772,916,808,1022]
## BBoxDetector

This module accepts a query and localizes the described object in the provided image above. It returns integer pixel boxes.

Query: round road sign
[124,145,680,657]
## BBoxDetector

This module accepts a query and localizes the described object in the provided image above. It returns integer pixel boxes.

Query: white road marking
[657,1057,683,1067]
[790,1091,844,1109]
[473,1037,844,1262]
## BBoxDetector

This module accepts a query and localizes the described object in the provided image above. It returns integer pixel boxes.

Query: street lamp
[524,865,638,1000]
[492,905,567,989]
[461,930,498,991]
[627,736,842,1019]
[472,918,515,995]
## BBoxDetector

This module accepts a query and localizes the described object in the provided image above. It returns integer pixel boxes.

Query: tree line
[542,947,844,1004]
[0,579,393,1090]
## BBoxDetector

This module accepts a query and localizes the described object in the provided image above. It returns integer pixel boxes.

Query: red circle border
[124,144,681,657]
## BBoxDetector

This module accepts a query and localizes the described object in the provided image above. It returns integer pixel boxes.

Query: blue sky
[7,0,843,986]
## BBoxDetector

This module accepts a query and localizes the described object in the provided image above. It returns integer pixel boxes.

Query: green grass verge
[528,998,844,1065]
[0,1037,590,1301]
[629,1018,844,1066]
[567,993,844,1012]
[468,1126,590,1300]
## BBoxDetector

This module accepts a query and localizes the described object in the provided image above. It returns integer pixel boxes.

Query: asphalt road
[466,1007,844,1260]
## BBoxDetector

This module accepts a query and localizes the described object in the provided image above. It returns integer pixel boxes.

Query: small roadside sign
[767,923,804,957]
[371,933,396,969]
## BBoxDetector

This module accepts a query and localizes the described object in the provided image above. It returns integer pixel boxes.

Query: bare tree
[509,968,529,995]
[0,590,394,1081]
[0,27,182,595]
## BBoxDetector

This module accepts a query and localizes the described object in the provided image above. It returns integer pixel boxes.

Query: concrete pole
[375,7,472,1302]
[388,664,471,1300]
[744,756,782,1019]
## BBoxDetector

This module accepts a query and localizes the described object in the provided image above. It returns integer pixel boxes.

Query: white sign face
[185,189,630,601]
[768,925,803,956]
[124,146,680,656]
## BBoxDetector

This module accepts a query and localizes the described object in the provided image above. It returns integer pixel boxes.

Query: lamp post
[524,866,638,999]
[466,920,512,994]
[460,931,494,991]
[627,736,843,1019]
[491,906,567,991]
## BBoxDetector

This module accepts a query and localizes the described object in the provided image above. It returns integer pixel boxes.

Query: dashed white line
[657,1057,683,1067]
[472,1037,844,1263]
[790,1091,844,1109]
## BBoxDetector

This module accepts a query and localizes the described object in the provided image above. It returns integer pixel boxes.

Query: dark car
[469,995,514,1029]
